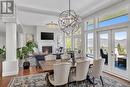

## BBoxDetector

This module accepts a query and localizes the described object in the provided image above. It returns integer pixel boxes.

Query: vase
[23,61,30,69]
[70,53,75,66]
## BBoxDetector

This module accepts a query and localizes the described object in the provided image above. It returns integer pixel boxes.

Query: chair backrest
[45,54,56,61]
[100,49,104,58]
[61,53,69,59]
[54,63,71,84]
[91,59,105,77]
[76,61,90,81]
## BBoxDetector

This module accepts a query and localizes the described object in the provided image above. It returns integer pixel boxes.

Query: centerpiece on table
[17,41,38,69]
[67,49,75,66]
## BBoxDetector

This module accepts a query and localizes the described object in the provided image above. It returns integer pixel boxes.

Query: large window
[74,37,81,50]
[86,33,94,57]
[85,9,128,58]
[99,10,128,27]
[99,15,128,27]
[65,27,81,51]
[65,37,71,49]
[87,19,94,30]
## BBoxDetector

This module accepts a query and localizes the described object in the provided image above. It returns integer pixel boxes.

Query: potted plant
[0,46,6,78]
[17,41,38,69]
[0,46,6,62]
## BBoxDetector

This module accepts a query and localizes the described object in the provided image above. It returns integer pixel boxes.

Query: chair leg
[76,82,79,87]
[100,76,104,86]
[92,77,95,87]
[85,80,89,87]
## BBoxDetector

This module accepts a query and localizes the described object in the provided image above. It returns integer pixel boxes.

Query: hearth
[42,46,52,54]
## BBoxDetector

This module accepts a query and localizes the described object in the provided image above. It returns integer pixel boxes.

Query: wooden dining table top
[39,58,93,73]
[39,59,71,72]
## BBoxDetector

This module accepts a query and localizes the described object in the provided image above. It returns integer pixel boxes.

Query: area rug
[8,73,130,87]
[8,73,47,87]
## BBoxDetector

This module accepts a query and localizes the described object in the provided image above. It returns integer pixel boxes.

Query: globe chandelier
[58,0,81,35]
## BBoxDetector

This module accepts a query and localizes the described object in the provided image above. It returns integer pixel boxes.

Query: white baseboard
[103,71,130,81]
[2,60,19,76]
[3,70,18,76]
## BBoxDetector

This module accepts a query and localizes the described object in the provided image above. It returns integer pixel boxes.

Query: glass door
[98,31,111,72]
[98,28,128,78]
[112,29,128,77]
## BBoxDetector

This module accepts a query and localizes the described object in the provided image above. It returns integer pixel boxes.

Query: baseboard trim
[103,71,130,82]
[3,70,18,76]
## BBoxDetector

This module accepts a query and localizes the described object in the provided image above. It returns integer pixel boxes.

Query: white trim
[82,0,129,21]
[17,5,59,16]
[3,70,18,77]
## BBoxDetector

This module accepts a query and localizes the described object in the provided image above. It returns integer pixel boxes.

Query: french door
[98,28,128,78]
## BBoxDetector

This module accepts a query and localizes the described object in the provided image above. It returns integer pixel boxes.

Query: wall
[37,26,63,53]
[17,25,37,47]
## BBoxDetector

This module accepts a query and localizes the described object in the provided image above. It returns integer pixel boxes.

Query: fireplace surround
[42,46,52,54]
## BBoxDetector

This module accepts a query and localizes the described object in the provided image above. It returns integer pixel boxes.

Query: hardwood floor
[1,66,130,87]
[1,67,43,87]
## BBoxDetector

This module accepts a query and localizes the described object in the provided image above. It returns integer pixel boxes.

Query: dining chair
[48,62,71,87]
[75,50,82,59]
[69,60,90,87]
[89,59,105,87]
[61,53,70,60]
[45,54,56,61]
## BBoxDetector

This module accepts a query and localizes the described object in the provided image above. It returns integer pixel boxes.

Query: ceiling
[16,0,123,26]
[16,0,106,14]
[0,0,126,32]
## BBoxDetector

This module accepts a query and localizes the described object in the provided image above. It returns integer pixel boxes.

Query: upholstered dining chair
[89,59,105,87]
[48,62,71,87]
[69,60,90,87]
[75,50,82,59]
[61,53,70,60]
[45,54,56,61]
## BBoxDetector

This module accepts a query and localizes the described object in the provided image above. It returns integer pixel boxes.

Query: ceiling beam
[17,5,60,17]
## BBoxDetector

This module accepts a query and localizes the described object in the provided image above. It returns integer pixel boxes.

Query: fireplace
[42,46,52,54]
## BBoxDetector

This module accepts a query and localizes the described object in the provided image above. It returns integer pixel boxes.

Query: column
[80,22,86,58]
[3,22,18,76]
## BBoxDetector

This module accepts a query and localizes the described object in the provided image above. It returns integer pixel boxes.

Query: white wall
[17,25,37,47]
[37,26,63,53]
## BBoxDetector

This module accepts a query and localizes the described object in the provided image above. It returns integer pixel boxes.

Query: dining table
[39,58,93,72]
[39,58,94,84]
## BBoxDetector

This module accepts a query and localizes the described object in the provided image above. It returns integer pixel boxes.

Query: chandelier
[46,21,58,29]
[58,0,81,35]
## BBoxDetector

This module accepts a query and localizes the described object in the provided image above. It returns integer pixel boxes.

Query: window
[65,37,71,49]
[87,19,94,30]
[99,10,128,27]
[74,37,81,50]
[86,33,94,58]
[74,27,81,35]
[99,15,128,27]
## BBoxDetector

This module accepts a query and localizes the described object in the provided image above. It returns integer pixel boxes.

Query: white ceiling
[16,0,106,13]
[16,0,124,26]
[17,10,58,26]
[0,0,126,32]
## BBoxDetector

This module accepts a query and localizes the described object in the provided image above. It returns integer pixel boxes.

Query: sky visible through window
[99,15,128,27]
[100,15,128,40]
